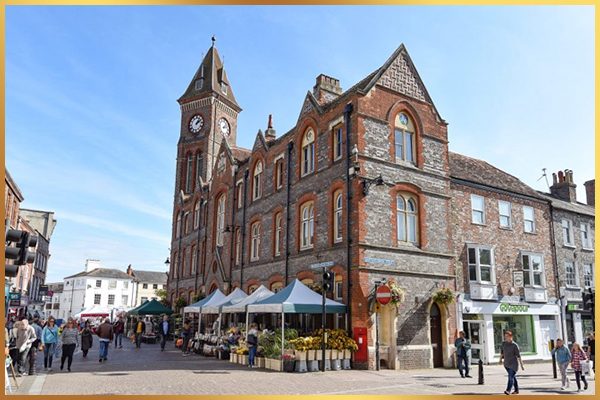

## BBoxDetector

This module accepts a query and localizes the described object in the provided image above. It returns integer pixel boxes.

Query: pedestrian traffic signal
[5,229,37,277]
[322,271,334,292]
[583,289,594,312]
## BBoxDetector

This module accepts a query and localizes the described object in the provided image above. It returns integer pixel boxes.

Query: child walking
[571,342,588,392]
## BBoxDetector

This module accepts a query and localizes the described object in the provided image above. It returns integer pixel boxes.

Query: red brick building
[168,41,458,369]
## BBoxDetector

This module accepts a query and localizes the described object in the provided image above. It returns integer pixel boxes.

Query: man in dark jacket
[113,317,125,349]
[454,331,472,378]
[159,315,170,352]
[97,318,114,362]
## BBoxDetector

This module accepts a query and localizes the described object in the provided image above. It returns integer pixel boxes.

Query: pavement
[7,339,598,395]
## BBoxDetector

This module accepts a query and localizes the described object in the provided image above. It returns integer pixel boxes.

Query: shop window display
[493,315,535,354]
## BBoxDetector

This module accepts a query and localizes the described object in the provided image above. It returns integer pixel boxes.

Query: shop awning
[74,305,111,319]
[247,279,346,314]
[128,299,173,315]
[221,285,274,314]
[183,289,226,313]
[202,288,248,314]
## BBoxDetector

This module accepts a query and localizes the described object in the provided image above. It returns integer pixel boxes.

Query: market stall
[202,287,248,334]
[246,279,347,361]
[74,305,110,319]
[127,299,173,343]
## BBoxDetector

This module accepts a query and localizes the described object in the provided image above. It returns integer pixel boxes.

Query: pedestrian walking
[96,318,114,362]
[552,338,571,390]
[454,331,472,378]
[29,318,43,375]
[571,342,588,392]
[80,321,93,358]
[587,332,595,373]
[41,316,59,371]
[160,315,170,352]
[134,318,146,349]
[113,316,125,349]
[247,323,259,368]
[181,320,191,355]
[59,320,79,372]
[499,330,524,395]
[13,319,37,376]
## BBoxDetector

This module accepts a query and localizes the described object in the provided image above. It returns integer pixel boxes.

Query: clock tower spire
[177,38,241,183]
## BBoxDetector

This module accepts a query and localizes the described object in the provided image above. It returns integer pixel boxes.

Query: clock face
[189,114,204,134]
[218,118,230,137]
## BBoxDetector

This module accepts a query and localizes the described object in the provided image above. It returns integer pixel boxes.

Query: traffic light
[583,289,594,312]
[5,229,37,277]
[322,271,334,292]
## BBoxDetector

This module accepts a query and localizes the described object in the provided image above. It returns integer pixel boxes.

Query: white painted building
[58,260,136,320]
[125,265,168,307]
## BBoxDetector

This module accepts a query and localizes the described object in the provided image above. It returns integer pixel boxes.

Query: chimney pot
[584,179,595,207]
[550,169,577,202]
[558,170,564,183]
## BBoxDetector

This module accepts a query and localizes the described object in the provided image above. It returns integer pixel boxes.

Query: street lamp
[361,174,385,196]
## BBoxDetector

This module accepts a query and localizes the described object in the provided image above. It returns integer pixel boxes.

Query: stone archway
[427,300,452,368]
[378,303,398,369]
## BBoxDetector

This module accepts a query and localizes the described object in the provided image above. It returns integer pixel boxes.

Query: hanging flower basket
[432,288,455,305]
[387,280,406,305]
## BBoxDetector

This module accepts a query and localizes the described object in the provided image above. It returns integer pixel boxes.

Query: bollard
[550,339,557,379]
[478,359,484,385]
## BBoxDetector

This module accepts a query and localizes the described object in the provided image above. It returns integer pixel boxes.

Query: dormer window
[301,128,315,177]
[221,82,228,95]
[195,78,204,90]
[394,112,415,164]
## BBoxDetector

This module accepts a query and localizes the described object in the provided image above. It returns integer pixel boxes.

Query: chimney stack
[313,74,342,105]
[550,169,577,203]
[264,114,276,142]
[126,264,133,276]
[85,259,102,272]
[584,179,595,206]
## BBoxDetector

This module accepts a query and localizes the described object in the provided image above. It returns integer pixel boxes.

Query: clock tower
[177,38,241,184]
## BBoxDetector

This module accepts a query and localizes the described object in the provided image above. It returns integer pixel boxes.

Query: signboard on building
[364,257,395,266]
[567,303,582,312]
[8,292,20,301]
[39,285,49,296]
[310,261,335,270]
[498,303,530,313]
[513,271,524,288]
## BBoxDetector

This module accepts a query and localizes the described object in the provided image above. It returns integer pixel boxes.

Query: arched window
[194,200,201,229]
[216,194,226,246]
[396,193,418,244]
[196,153,203,183]
[271,281,284,293]
[394,113,415,164]
[191,245,197,275]
[333,191,343,243]
[300,201,315,250]
[274,212,282,256]
[184,211,190,234]
[235,229,242,265]
[185,155,193,193]
[253,161,263,200]
[248,284,259,294]
[251,221,261,261]
[176,212,182,238]
[301,129,315,176]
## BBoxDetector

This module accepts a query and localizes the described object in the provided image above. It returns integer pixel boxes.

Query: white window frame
[523,206,535,233]
[216,195,226,246]
[498,200,512,229]
[580,223,593,249]
[108,294,115,305]
[123,281,129,289]
[194,201,201,229]
[471,194,485,225]
[334,192,343,243]
[521,252,545,288]
[565,261,578,287]
[396,194,418,244]
[274,213,282,256]
[253,161,263,201]
[300,202,315,249]
[176,212,182,238]
[191,249,197,275]
[236,181,243,209]
[108,280,117,289]
[562,219,574,246]
[251,222,261,261]
[583,263,594,288]
[301,129,315,177]
[94,294,101,305]
[121,295,128,305]
[235,229,242,265]
[335,280,343,300]
[95,280,102,288]
[394,113,415,164]
[185,155,193,193]
[467,245,495,284]
[333,126,343,161]
[196,153,203,182]
[275,159,284,190]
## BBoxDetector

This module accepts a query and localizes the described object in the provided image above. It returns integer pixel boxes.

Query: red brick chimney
[584,179,595,206]
[264,114,276,142]
[550,169,577,203]
[313,74,342,105]
[126,264,133,276]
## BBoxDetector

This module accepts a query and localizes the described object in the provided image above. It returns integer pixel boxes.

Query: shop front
[460,299,561,364]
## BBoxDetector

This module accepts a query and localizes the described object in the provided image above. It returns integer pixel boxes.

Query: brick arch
[271,206,285,257]
[386,100,424,169]
[296,270,315,283]
[244,278,261,293]
[208,279,219,294]
[249,154,266,202]
[268,273,284,288]
[212,188,228,248]
[296,118,319,179]
[389,182,427,248]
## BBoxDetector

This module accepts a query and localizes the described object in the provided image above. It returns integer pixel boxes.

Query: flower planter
[230,353,235,363]
[231,353,238,363]
[330,350,339,360]
[325,349,332,359]
[256,357,266,368]
[268,358,282,371]
[239,355,248,365]
[294,350,307,361]
[307,350,317,361]
[283,360,296,373]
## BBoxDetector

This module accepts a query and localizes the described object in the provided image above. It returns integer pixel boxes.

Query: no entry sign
[376,285,391,305]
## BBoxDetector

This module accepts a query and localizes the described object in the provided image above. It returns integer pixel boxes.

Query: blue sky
[6,6,594,282]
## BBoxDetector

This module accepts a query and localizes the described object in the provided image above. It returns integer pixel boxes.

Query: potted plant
[282,353,295,372]
[432,287,455,305]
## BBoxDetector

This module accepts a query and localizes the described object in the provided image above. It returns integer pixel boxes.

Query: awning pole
[281,311,285,360]
[245,310,249,341]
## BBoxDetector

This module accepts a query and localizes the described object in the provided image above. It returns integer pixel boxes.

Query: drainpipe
[548,203,567,341]
[240,169,249,287]
[285,141,294,285]
[201,182,211,293]
[344,102,353,334]
[194,187,203,296]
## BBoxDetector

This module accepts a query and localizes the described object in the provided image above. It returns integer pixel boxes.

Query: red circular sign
[376,285,392,305]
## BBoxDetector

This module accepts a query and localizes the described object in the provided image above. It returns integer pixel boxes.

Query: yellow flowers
[290,329,358,352]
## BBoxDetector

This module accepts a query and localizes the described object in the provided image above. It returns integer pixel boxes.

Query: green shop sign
[499,303,530,313]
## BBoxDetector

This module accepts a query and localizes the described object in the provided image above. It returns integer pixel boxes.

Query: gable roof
[131,270,168,284]
[64,268,132,280]
[537,192,595,217]
[230,146,251,163]
[178,44,241,111]
[449,152,543,199]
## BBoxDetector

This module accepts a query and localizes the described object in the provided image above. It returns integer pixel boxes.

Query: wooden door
[430,303,443,367]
